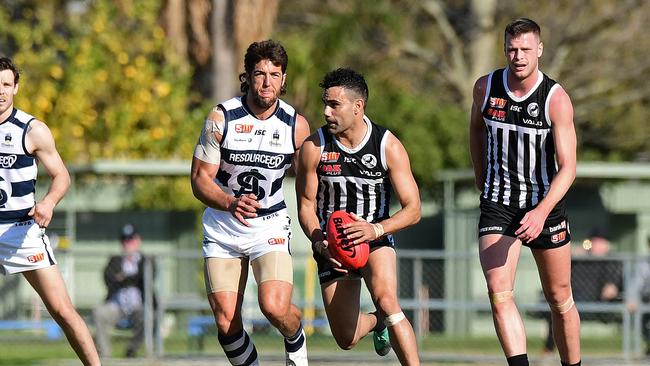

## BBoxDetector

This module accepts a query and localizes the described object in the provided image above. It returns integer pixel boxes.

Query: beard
[251,91,278,110]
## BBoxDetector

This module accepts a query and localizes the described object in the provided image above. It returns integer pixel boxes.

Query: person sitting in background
[93,224,153,358]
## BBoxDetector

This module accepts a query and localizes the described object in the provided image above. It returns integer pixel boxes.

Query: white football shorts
[0,220,56,275]
[202,208,292,260]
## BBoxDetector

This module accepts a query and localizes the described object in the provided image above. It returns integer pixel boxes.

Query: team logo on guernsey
[234,124,254,133]
[0,154,17,168]
[0,176,11,206]
[489,97,507,109]
[527,102,540,117]
[2,133,12,146]
[320,152,340,162]
[270,129,281,146]
[234,169,267,199]
[361,154,377,169]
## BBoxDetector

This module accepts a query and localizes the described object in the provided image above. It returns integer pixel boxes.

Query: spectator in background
[542,228,622,354]
[93,224,153,358]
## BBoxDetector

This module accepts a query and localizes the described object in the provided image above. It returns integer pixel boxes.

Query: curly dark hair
[239,40,288,95]
[0,57,20,84]
[319,68,368,104]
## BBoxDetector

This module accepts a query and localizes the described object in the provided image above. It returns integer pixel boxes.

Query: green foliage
[0,1,205,209]
[276,0,469,191]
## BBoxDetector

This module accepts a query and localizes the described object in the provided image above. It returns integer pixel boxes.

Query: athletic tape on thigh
[384,312,406,327]
[204,257,248,294]
[489,290,513,304]
[251,251,293,285]
[551,295,574,314]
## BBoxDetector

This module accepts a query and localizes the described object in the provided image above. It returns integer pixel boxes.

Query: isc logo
[27,253,45,263]
[235,124,254,133]
[267,238,286,245]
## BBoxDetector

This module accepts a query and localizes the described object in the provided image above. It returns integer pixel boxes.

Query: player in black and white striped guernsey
[0,57,100,365]
[469,19,580,366]
[315,115,392,230]
[191,41,310,366]
[297,68,421,365]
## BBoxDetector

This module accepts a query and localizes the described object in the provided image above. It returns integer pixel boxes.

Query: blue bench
[0,319,63,339]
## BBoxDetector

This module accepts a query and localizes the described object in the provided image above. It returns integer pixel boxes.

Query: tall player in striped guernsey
[297,68,421,365]
[191,41,310,366]
[0,57,100,365]
[469,19,580,366]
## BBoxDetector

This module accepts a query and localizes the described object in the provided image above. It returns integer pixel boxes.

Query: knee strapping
[383,312,406,327]
[489,290,513,304]
[550,295,574,314]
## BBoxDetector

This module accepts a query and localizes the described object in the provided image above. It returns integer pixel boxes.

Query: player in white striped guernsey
[469,19,580,366]
[0,58,100,365]
[191,41,310,366]
[297,68,421,365]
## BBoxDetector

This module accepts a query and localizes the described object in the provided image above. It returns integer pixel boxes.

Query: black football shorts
[478,198,571,249]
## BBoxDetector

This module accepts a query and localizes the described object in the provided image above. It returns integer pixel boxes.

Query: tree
[274,0,650,190]
[0,0,204,208]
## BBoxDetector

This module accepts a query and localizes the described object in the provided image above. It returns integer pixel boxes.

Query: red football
[326,211,369,270]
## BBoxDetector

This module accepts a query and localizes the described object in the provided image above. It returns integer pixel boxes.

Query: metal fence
[1,249,649,360]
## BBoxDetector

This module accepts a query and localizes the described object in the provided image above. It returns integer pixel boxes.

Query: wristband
[372,223,385,239]
[311,240,326,256]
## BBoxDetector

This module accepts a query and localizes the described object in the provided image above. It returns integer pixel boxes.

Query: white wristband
[372,223,385,239]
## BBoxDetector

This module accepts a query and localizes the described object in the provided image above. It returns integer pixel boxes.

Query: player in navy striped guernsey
[469,19,580,366]
[297,68,421,365]
[191,41,310,366]
[0,57,100,365]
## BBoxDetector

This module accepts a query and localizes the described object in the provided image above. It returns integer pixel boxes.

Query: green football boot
[373,325,391,356]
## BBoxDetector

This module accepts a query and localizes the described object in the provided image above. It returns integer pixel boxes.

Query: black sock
[284,322,305,353]
[561,361,581,366]
[506,353,529,366]
[371,310,386,332]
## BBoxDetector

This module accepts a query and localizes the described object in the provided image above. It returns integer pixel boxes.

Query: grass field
[0,333,646,366]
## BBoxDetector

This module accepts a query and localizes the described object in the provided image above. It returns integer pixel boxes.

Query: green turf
[0,333,627,365]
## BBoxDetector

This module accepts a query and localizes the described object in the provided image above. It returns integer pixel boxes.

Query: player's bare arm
[345,133,421,245]
[515,86,576,242]
[25,120,70,228]
[289,114,311,176]
[191,107,260,226]
[296,133,346,272]
[469,75,489,192]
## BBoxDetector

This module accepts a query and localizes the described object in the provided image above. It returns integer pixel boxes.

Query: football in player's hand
[326,210,369,270]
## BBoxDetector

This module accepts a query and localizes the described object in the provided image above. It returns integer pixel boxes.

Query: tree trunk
[211,0,280,101]
[212,0,237,101]
[163,0,189,70]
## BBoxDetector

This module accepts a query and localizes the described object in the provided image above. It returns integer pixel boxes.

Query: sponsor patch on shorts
[551,231,567,243]
[27,253,45,263]
[479,226,503,233]
[267,237,286,245]
[548,220,567,233]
